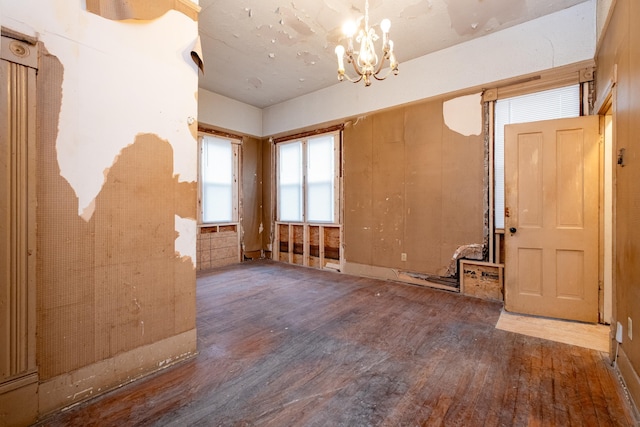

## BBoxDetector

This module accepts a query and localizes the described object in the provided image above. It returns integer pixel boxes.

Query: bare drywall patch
[443,92,482,137]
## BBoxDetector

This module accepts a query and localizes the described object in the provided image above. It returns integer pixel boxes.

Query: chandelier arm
[345,73,364,84]
[339,69,364,84]
[372,68,394,81]
[372,50,390,77]
[349,55,366,79]
[376,62,399,81]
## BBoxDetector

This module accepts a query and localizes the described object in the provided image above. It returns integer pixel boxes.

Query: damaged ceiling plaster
[197,0,590,108]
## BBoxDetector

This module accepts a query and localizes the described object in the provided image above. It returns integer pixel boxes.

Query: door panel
[504,116,599,322]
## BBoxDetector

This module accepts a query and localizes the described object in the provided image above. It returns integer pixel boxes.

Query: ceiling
[197,0,589,109]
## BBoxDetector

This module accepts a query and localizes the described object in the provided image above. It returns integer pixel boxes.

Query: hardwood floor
[39,260,635,426]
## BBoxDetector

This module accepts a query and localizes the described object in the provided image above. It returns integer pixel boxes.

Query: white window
[277,132,340,223]
[199,134,239,224]
[494,85,580,229]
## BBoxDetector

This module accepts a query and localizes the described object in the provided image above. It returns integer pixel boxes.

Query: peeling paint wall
[595,0,640,411]
[343,94,484,276]
[2,0,200,416]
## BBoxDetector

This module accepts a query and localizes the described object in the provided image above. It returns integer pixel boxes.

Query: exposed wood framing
[274,223,342,270]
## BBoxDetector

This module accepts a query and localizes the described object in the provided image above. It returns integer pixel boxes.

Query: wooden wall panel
[371,110,405,267]
[403,101,444,273]
[440,118,485,270]
[343,117,374,265]
[596,0,640,410]
[343,96,484,276]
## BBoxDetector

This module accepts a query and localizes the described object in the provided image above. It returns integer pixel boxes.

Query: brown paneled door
[504,116,600,323]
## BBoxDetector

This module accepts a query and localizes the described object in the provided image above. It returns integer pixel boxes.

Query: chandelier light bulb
[380,18,391,33]
[342,20,357,38]
[335,45,345,73]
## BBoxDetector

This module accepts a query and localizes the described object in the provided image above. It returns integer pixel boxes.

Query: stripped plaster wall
[1,0,200,417]
[342,94,484,278]
[595,0,640,412]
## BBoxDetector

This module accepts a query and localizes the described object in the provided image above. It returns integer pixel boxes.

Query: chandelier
[334,0,399,86]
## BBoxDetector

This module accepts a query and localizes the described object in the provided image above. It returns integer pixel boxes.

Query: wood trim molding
[198,124,244,142]
[38,329,197,417]
[617,347,640,420]
[86,0,201,22]
[272,124,344,144]
[482,60,595,101]
[0,55,38,390]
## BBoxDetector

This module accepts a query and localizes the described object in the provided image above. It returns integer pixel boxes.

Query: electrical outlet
[616,322,623,343]
[628,317,633,340]
[401,253,407,261]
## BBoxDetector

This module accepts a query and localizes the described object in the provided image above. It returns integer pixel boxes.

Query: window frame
[276,130,341,224]
[198,132,241,225]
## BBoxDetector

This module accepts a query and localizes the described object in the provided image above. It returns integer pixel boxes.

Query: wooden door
[504,116,600,322]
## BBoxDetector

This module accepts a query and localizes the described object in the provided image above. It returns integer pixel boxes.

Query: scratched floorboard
[38,260,635,426]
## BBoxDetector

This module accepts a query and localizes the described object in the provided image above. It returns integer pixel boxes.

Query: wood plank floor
[39,260,636,426]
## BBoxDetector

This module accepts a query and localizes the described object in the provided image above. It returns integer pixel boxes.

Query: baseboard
[38,328,197,418]
[0,377,38,426]
[616,346,640,422]
[342,261,458,292]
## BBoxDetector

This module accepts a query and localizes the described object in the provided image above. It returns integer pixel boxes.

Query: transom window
[277,131,340,223]
[494,84,580,229]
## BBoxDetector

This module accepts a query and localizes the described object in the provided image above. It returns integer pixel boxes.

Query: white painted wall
[262,0,596,136]
[596,0,614,46]
[1,1,200,262]
[198,89,263,137]
[443,93,483,137]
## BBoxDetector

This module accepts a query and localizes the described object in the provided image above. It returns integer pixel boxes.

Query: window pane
[278,142,303,221]
[494,85,579,229]
[279,185,302,221]
[308,182,333,222]
[201,135,233,223]
[307,135,335,222]
[203,184,232,223]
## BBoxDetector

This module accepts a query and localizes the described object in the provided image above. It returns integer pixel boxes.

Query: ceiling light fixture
[334,0,399,86]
